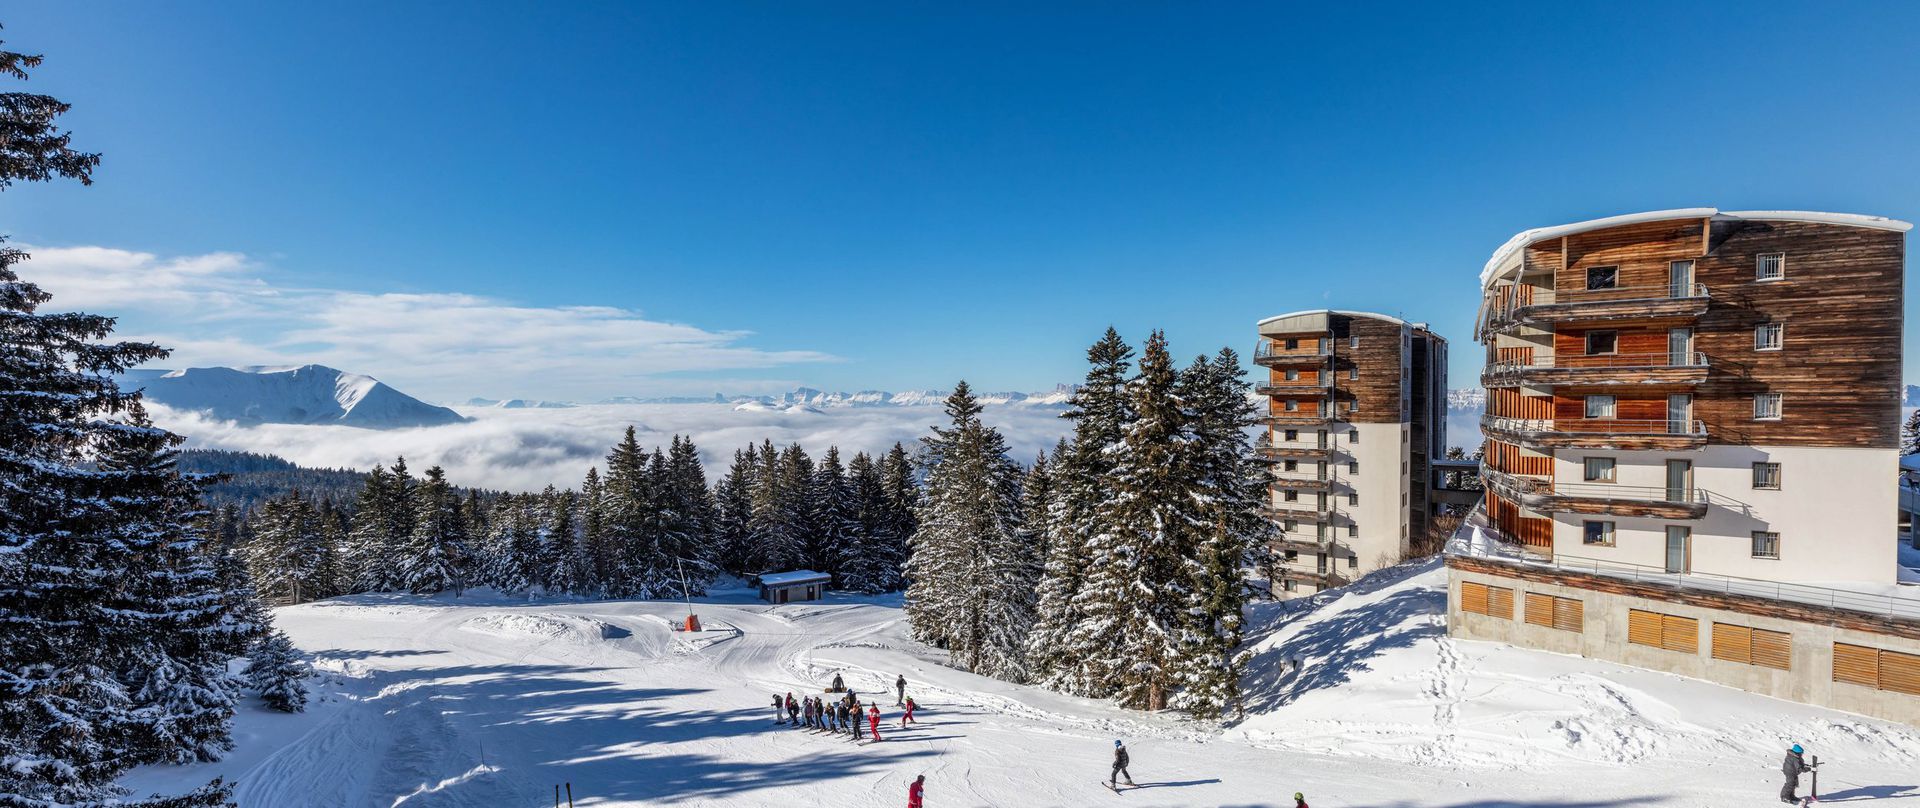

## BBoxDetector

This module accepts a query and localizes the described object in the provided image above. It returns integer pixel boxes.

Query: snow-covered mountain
[1447,388,1486,410]
[554,385,1083,409]
[124,365,469,429]
[465,397,577,410]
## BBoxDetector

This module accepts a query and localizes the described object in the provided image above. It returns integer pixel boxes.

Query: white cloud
[148,401,1074,492]
[19,245,837,402]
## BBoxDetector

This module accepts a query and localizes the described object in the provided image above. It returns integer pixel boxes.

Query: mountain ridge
[123,365,470,429]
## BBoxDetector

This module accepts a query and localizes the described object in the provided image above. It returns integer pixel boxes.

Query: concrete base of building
[1447,557,1920,727]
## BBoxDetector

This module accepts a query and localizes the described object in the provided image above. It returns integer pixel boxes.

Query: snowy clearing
[120,561,1920,807]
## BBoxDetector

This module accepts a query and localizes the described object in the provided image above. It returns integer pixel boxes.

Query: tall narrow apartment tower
[1255,310,1447,596]
[1475,209,1908,582]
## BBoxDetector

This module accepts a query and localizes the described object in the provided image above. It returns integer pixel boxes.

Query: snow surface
[118,560,1920,807]
[125,365,469,428]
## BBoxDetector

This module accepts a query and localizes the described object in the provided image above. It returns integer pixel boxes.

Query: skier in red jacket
[868,704,883,741]
[907,775,925,807]
[900,697,917,727]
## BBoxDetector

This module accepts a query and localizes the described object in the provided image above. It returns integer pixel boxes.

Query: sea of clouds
[148,401,1077,493]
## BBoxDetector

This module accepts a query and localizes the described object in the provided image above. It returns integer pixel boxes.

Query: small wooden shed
[759,570,830,604]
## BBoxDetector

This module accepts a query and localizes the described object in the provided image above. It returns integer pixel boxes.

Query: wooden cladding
[1628,609,1699,653]
[1524,592,1584,632]
[1553,327,1674,358]
[1341,316,1405,424]
[1557,218,1705,295]
[1487,492,1552,550]
[1495,345,1535,365]
[1490,388,1553,419]
[1460,581,1514,619]
[1833,643,1920,696]
[1710,623,1791,671]
[1552,392,1671,422]
[1486,440,1551,476]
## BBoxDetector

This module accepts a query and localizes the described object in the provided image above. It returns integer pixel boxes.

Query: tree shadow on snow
[1238,586,1446,714]
[306,647,447,661]
[1820,784,1920,802]
[1335,798,1670,808]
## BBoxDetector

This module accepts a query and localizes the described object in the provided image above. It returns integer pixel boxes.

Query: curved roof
[1480,208,1912,287]
[1256,309,1410,328]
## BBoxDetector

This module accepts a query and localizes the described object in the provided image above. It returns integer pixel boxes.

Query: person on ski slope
[772,693,784,724]
[1293,792,1309,808]
[1110,740,1134,788]
[786,693,799,726]
[1782,743,1814,804]
[900,696,917,727]
[907,775,925,808]
[896,674,908,706]
[832,672,845,692]
[838,701,852,736]
[850,701,864,740]
[868,704,883,741]
[812,697,823,729]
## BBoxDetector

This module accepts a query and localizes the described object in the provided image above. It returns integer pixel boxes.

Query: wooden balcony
[1253,435,1336,462]
[1263,501,1333,522]
[1281,568,1352,589]
[1481,351,1710,388]
[1268,473,1336,492]
[1253,378,1334,396]
[1486,283,1709,330]
[1257,411,1339,427]
[1482,469,1708,520]
[1252,341,1333,367]
[1480,414,1708,451]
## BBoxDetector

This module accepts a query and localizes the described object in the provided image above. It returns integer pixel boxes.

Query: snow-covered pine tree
[640,450,683,597]
[776,444,817,572]
[484,494,544,595]
[244,630,309,714]
[711,449,756,576]
[540,487,592,595]
[400,466,470,595]
[1077,331,1198,710]
[245,492,338,605]
[580,466,612,593]
[905,383,1032,680]
[1903,409,1920,457]
[667,436,717,570]
[0,34,230,802]
[810,447,858,583]
[876,443,918,589]
[838,451,891,593]
[1031,328,1134,695]
[598,428,650,597]
[1167,347,1269,718]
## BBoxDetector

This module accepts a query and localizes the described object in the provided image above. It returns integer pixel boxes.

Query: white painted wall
[1547,445,1895,584]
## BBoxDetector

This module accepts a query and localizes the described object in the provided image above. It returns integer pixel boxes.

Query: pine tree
[540,487,592,595]
[580,467,611,592]
[245,492,338,605]
[811,447,858,582]
[839,451,892,593]
[484,494,543,595]
[1030,329,1134,695]
[905,383,1032,681]
[400,467,470,595]
[244,631,309,714]
[667,436,717,570]
[877,443,919,589]
[600,428,652,597]
[712,449,757,576]
[1903,409,1920,457]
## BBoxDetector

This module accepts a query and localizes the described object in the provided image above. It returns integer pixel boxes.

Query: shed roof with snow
[759,570,831,587]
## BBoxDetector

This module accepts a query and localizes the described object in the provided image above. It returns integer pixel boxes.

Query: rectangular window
[1756,252,1785,281]
[1283,490,1299,502]
[1752,462,1781,490]
[1751,531,1780,559]
[1284,369,1299,381]
[1284,338,1299,350]
[1347,461,1359,474]
[1459,581,1514,619]
[1585,330,1618,355]
[1712,623,1791,671]
[1348,428,1358,443]
[1284,429,1299,441]
[1627,609,1699,653]
[1585,395,1616,418]
[1524,593,1584,632]
[1582,520,1615,546]
[1282,578,1296,593]
[1582,457,1616,482]
[1285,399,1299,412]
[1834,644,1920,696]
[1754,393,1783,420]
[1348,367,1358,380]
[1346,523,1358,538]
[1347,554,1358,569]
[1283,460,1298,472]
[1754,323,1783,351]
[1349,336,1359,349]
[1347,492,1358,506]
[1586,265,1619,290]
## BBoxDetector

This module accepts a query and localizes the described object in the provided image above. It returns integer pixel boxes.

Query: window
[1754,393,1783,420]
[1582,520,1615,546]
[1283,548,1298,561]
[1584,395,1616,419]
[1284,399,1299,412]
[1627,609,1699,653]
[1284,338,1298,350]
[1582,457,1616,482]
[1585,330,1618,355]
[1284,369,1299,381]
[1752,531,1780,559]
[1756,252,1785,281]
[1347,461,1359,474]
[1349,336,1359,349]
[1755,323,1783,351]
[1586,265,1619,290]
[1348,368,1358,380]
[1833,643,1920,696]
[1347,554,1358,569]
[1283,490,1299,502]
[1348,428,1359,442]
[1347,523,1358,538]
[1283,429,1299,442]
[1316,553,1328,573]
[1712,624,1791,671]
[1282,578,1296,593]
[1347,492,1359,506]
[1460,581,1514,619]
[1283,460,1298,472]
[1752,462,1781,490]
[1525,593,1585,632]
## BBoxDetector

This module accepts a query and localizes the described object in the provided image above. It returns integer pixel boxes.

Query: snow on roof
[759,570,831,587]
[1479,208,1913,288]
[1256,309,1412,329]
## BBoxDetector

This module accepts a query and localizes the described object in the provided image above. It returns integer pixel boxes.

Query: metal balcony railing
[1254,377,1333,396]
[1481,414,1707,439]
[1485,351,1709,376]
[1481,467,1713,505]
[1254,341,1333,362]
[1484,282,1709,325]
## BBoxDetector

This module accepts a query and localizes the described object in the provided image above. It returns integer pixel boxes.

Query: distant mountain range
[120,365,469,429]
[483,385,1082,410]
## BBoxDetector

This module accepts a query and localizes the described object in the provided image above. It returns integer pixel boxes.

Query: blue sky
[4,2,1918,401]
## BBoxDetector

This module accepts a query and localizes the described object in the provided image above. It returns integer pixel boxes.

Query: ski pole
[566,782,575,808]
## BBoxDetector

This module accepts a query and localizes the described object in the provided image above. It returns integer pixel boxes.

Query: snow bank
[457,612,626,641]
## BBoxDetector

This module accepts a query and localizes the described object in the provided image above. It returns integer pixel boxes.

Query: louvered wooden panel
[1525,592,1553,627]
[1627,610,1661,647]
[1488,586,1514,619]
[1461,581,1489,616]
[1881,649,1920,696]
[1661,615,1698,653]
[1552,597,1583,632]
[1833,643,1880,687]
[1711,623,1752,665]
[1751,629,1791,672]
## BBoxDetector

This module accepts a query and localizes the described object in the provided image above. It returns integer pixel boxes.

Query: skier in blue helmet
[1110,740,1134,789]
[1781,743,1812,804]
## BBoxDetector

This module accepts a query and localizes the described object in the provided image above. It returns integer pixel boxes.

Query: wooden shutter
[1525,593,1553,627]
[1552,597,1583,632]
[1833,643,1880,687]
[1882,650,1920,696]
[1627,610,1661,647]
[1661,615,1698,653]
[1711,623,1752,665]
[1751,629,1791,672]
[1461,581,1489,616]
[1488,586,1514,619]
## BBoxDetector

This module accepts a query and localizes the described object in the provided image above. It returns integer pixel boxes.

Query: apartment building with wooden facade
[1255,310,1447,597]
[1451,208,1920,726]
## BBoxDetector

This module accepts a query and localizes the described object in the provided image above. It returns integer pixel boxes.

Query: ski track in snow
[117,562,1920,808]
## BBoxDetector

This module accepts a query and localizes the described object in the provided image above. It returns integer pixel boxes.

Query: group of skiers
[771,672,917,743]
